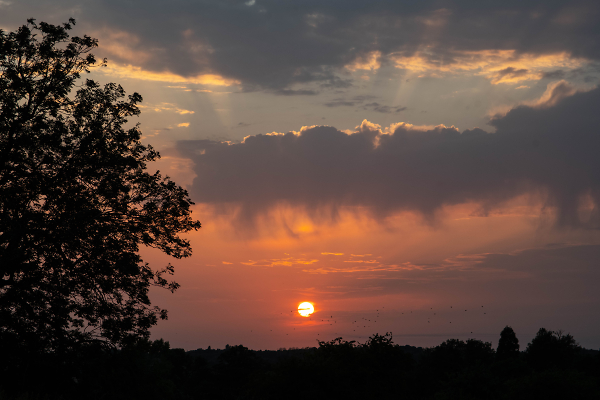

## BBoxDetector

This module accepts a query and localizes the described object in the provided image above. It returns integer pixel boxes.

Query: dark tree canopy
[526,327,581,370]
[0,19,201,352]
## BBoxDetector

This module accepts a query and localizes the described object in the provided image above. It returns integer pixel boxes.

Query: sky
[3,0,600,350]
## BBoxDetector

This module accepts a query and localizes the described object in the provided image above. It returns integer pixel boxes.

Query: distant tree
[423,338,495,375]
[316,336,357,357]
[464,338,495,365]
[218,344,261,370]
[526,328,581,370]
[362,332,394,352]
[497,325,520,360]
[0,19,201,352]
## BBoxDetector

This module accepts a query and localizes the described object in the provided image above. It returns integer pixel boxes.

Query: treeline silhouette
[1,327,599,399]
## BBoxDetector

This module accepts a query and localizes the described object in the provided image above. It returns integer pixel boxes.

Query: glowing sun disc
[298,302,314,317]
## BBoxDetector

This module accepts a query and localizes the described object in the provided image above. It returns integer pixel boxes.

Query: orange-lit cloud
[488,80,589,118]
[138,102,196,115]
[345,51,382,72]
[391,50,584,84]
[99,64,240,86]
[240,257,320,267]
[94,28,151,64]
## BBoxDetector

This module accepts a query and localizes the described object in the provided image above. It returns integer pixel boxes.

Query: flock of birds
[265,305,491,339]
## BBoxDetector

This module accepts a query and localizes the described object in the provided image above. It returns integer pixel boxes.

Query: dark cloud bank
[111,0,600,90]
[177,85,600,227]
[4,0,599,91]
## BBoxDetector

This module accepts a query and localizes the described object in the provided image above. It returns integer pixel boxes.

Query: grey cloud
[324,95,377,107]
[477,244,600,276]
[318,244,600,296]
[319,77,354,89]
[272,89,318,96]
[494,67,529,79]
[324,100,358,107]
[541,70,567,79]
[324,95,405,112]
[363,103,407,113]
[3,0,599,91]
[177,85,600,227]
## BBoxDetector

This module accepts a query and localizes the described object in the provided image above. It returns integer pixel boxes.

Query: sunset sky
[3,0,600,350]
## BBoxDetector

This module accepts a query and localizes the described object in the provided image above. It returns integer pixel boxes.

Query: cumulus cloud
[177,85,600,228]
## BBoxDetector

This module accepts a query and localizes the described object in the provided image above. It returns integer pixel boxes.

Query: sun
[298,302,314,317]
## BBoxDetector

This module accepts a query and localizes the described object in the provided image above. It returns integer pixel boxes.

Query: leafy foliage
[0,19,201,352]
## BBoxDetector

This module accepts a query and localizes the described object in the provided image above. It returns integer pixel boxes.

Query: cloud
[6,0,597,91]
[527,80,581,108]
[240,257,320,267]
[98,64,239,86]
[138,102,195,114]
[272,89,318,96]
[345,51,382,72]
[490,67,533,84]
[324,100,358,107]
[302,245,600,308]
[541,70,567,80]
[392,50,585,84]
[324,95,377,108]
[363,102,407,114]
[488,80,584,116]
[324,96,405,113]
[178,85,600,228]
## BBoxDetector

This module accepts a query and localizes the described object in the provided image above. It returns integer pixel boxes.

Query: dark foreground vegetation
[1,327,599,400]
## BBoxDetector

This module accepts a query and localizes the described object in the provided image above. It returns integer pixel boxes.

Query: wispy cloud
[99,64,239,86]
[138,102,195,115]
[324,96,405,113]
[241,257,320,267]
[392,50,585,84]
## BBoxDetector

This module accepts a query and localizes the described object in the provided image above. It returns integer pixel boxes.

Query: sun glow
[298,302,314,317]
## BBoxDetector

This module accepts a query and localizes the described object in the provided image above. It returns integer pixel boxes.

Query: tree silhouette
[497,325,520,360]
[526,328,581,370]
[0,19,201,352]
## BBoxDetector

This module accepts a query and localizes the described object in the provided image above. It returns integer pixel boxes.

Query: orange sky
[145,194,600,350]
